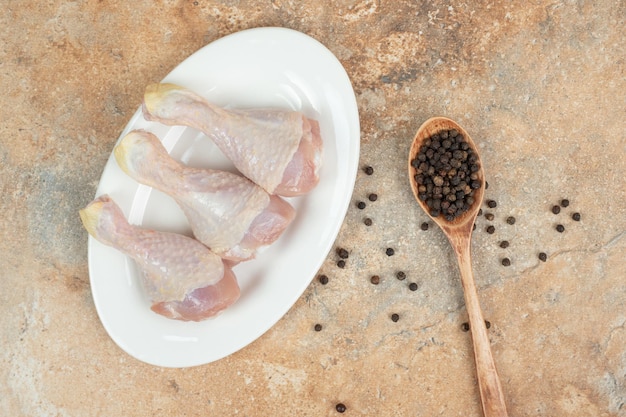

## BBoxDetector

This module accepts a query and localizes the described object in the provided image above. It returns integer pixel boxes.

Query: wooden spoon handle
[455,243,509,417]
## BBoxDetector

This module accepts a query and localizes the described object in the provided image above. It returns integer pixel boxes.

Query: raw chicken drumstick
[79,195,240,321]
[142,83,323,196]
[114,130,295,262]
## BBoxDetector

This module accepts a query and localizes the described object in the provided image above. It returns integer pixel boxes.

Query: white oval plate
[87,27,360,368]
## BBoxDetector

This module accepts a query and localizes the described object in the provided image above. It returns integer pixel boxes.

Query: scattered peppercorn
[556,224,565,233]
[356,201,366,209]
[336,248,349,259]
[363,217,373,226]
[314,324,322,331]
[560,199,570,207]
[478,209,483,216]
[318,275,329,285]
[499,240,509,249]
[506,216,516,225]
[420,222,429,231]
[485,320,491,329]
[538,252,547,262]
[486,199,497,208]
[385,248,395,256]
[337,260,346,268]
[461,322,470,332]
[409,282,418,291]
[486,225,495,234]
[551,205,561,214]
[391,313,400,322]
[572,212,581,221]
[336,403,347,413]
[396,271,406,280]
[364,166,374,175]
[485,212,495,221]
[410,129,482,220]
[368,193,378,202]
[370,275,380,285]
[501,257,511,266]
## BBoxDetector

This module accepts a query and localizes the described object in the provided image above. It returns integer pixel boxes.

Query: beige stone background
[2,1,625,416]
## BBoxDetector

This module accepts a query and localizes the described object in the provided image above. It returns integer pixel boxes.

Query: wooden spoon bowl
[408,117,508,417]
[408,117,485,232]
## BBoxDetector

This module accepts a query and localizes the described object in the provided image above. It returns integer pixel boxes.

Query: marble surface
[2,1,625,416]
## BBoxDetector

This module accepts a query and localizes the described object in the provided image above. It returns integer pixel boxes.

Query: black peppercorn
[364,166,374,175]
[501,257,511,266]
[336,248,349,259]
[396,271,406,280]
[572,212,581,221]
[485,320,491,329]
[410,129,481,221]
[486,225,495,234]
[385,248,395,256]
[461,322,470,332]
[368,193,378,202]
[499,240,509,249]
[370,275,380,285]
[552,205,561,214]
[356,201,366,209]
[538,252,547,262]
[336,403,347,413]
[487,200,497,208]
[420,222,429,231]
[337,260,346,268]
[318,275,329,285]
[363,217,373,226]
[314,324,322,331]
[485,212,495,221]
[560,199,570,207]
[391,313,400,322]
[556,224,565,233]
[506,216,516,225]
[409,282,418,291]
[478,209,483,216]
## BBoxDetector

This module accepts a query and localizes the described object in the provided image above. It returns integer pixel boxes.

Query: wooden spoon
[408,117,508,417]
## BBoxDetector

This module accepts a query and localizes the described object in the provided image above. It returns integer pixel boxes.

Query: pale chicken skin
[114,130,295,262]
[79,195,240,321]
[142,83,323,196]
